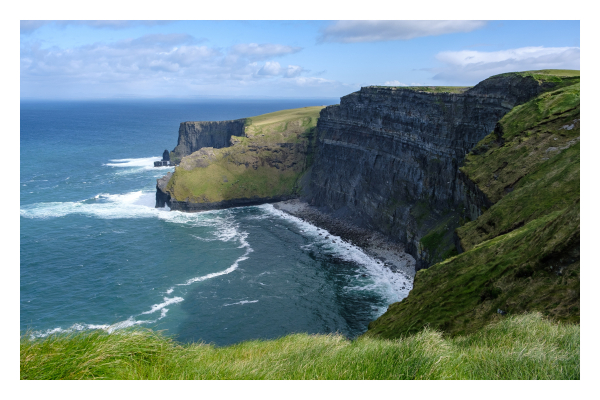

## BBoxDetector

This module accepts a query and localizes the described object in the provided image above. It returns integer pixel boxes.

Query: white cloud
[258,61,282,76]
[257,63,305,78]
[384,80,407,86]
[433,46,580,84]
[292,77,336,86]
[319,20,486,43]
[229,43,302,60]
[20,35,316,98]
[284,65,303,78]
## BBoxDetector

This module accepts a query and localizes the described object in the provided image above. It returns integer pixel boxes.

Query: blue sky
[20,20,580,99]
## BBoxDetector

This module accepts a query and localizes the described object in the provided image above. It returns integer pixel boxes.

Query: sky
[20,20,580,100]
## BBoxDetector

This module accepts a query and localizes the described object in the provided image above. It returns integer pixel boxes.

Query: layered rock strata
[306,74,555,269]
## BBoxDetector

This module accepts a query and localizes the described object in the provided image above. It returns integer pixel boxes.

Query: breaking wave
[258,204,412,312]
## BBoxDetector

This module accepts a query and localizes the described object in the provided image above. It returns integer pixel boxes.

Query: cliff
[365,73,579,338]
[306,71,579,269]
[171,119,247,164]
[157,107,323,211]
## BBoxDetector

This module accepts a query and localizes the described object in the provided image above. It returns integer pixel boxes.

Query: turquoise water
[20,100,412,346]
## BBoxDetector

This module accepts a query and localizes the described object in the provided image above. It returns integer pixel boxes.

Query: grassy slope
[366,74,580,339]
[21,313,578,380]
[166,106,323,203]
[458,82,579,249]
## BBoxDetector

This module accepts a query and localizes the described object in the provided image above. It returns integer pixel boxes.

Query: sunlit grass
[21,313,578,380]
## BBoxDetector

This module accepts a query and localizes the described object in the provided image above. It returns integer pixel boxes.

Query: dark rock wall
[172,119,246,159]
[307,75,551,269]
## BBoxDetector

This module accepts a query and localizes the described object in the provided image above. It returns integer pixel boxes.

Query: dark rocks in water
[155,172,173,208]
[162,150,170,161]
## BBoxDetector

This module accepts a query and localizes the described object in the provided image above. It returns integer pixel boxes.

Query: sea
[20,99,412,346]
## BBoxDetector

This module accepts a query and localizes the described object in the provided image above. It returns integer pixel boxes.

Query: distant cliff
[171,119,247,163]
[305,73,573,269]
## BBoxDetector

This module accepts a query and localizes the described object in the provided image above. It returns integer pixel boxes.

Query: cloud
[318,20,486,43]
[384,80,407,86]
[20,35,314,98]
[258,61,282,76]
[432,46,580,84]
[257,62,304,78]
[20,20,170,35]
[229,43,302,61]
[291,77,337,86]
[284,65,303,78]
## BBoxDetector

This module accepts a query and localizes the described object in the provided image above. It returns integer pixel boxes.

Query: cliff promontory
[157,107,322,211]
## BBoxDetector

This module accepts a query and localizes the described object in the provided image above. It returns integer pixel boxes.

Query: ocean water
[20,100,412,346]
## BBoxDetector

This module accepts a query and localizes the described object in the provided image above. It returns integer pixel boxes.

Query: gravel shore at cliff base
[273,199,416,279]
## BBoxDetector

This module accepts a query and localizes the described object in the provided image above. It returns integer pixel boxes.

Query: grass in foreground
[21,313,578,380]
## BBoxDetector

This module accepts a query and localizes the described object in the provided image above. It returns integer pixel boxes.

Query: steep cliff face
[307,73,569,269]
[365,77,580,338]
[172,119,247,162]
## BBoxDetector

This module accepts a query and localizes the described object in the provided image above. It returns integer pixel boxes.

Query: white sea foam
[104,157,161,168]
[19,190,198,222]
[29,299,179,339]
[140,296,184,315]
[104,157,174,176]
[224,300,259,306]
[258,204,412,312]
[29,223,255,338]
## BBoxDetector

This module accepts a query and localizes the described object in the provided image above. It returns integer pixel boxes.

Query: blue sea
[20,99,412,346]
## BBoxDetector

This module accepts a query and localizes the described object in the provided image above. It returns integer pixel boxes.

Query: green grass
[367,201,579,338]
[21,312,578,380]
[490,70,580,88]
[166,107,323,203]
[458,82,580,250]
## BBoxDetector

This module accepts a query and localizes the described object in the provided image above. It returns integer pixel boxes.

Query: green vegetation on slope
[166,106,323,203]
[367,72,580,339]
[367,201,579,338]
[458,82,579,249]
[21,313,578,380]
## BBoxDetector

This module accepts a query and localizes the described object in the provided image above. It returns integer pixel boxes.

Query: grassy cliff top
[489,70,580,89]
[166,106,323,203]
[245,106,325,130]
[513,69,580,77]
